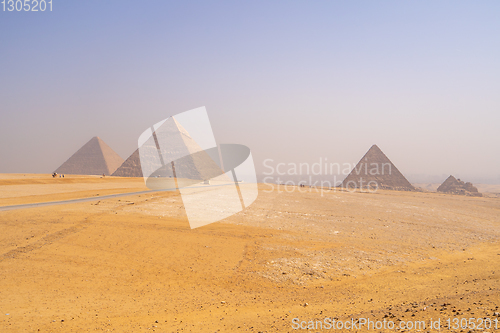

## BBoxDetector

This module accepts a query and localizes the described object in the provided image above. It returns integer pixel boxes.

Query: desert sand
[1,174,499,332]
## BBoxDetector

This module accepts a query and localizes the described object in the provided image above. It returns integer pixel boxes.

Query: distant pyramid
[437,175,482,197]
[342,145,415,191]
[55,137,124,176]
[113,117,222,186]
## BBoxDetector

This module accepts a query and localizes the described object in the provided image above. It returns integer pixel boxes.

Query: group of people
[51,172,65,178]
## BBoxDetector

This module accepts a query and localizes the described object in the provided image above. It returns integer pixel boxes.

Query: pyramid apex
[166,116,191,137]
[170,116,182,127]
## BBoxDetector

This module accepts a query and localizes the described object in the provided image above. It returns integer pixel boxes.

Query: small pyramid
[437,175,482,197]
[437,175,459,192]
[342,145,415,191]
[55,137,124,176]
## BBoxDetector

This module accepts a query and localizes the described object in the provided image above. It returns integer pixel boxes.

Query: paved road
[0,190,160,212]
[0,182,236,212]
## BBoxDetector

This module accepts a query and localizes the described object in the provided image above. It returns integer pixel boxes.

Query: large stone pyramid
[55,137,124,176]
[342,144,415,191]
[112,117,222,184]
[437,175,482,197]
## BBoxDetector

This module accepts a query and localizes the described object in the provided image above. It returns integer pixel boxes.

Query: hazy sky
[1,1,499,183]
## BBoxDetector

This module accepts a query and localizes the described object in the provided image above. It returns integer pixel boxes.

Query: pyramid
[55,137,124,176]
[342,145,415,191]
[111,149,142,177]
[437,175,482,197]
[112,117,223,186]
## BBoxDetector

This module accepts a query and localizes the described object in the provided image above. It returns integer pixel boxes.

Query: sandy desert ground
[1,174,499,332]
